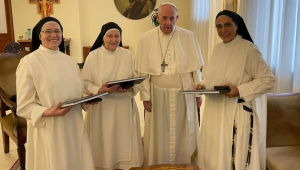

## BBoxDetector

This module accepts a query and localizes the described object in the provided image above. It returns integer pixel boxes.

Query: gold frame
[223,0,237,12]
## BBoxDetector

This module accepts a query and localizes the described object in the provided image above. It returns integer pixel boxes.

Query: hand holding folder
[106,76,147,89]
[54,92,109,108]
[182,86,231,94]
[214,86,231,93]
[43,102,73,117]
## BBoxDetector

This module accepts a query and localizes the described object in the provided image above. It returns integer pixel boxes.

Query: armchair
[266,93,300,170]
[0,42,29,170]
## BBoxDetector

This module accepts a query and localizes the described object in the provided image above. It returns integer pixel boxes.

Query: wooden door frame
[0,0,14,41]
[0,0,14,53]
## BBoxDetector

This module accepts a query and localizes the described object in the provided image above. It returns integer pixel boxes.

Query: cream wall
[11,0,83,62]
[80,0,191,56]
[11,0,191,62]
[11,0,40,39]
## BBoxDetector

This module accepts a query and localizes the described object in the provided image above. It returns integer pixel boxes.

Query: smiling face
[157,5,178,35]
[39,22,62,50]
[215,15,238,43]
[103,29,121,51]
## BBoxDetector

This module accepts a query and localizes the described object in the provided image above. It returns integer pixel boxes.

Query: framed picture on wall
[224,0,237,12]
[114,0,157,20]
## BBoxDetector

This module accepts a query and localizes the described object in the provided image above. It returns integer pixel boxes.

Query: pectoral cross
[161,60,168,72]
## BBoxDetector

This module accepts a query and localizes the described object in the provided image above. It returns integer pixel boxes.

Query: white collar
[39,44,60,54]
[100,45,119,54]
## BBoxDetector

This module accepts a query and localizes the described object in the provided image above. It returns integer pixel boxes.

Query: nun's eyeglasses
[40,29,62,35]
[215,22,235,30]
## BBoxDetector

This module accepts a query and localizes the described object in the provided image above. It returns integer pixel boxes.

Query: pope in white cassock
[134,2,204,165]
[197,10,276,170]
[82,22,143,170]
[16,17,95,170]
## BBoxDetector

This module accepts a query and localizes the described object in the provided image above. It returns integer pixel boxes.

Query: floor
[0,93,205,169]
[0,95,145,170]
[0,111,19,170]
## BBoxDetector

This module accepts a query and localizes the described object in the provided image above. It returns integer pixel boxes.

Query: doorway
[0,0,14,53]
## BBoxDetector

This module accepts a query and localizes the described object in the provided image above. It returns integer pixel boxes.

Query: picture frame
[114,0,157,20]
[224,0,237,12]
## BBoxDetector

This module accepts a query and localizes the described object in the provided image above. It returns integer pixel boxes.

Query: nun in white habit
[197,10,275,170]
[16,17,95,170]
[82,22,143,170]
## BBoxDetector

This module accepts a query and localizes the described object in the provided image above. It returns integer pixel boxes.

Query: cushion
[0,57,21,98]
[267,94,300,147]
[266,146,300,170]
[1,113,16,141]
[1,111,27,138]
[0,51,29,98]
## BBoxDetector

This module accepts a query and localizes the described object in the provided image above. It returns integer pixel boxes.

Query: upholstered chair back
[267,93,300,147]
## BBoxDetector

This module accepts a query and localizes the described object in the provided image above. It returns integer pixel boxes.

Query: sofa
[266,93,300,170]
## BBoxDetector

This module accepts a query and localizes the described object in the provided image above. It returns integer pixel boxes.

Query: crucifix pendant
[161,60,168,72]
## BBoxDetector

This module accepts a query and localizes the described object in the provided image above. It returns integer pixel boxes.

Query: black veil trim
[90,22,123,52]
[32,17,65,52]
[216,10,253,43]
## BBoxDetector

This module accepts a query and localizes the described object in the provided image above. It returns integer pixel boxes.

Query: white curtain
[239,0,300,93]
[191,0,300,93]
[189,0,219,136]
[190,0,224,65]
[190,1,299,169]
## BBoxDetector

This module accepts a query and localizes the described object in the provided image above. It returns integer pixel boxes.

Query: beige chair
[0,42,29,170]
[266,93,300,170]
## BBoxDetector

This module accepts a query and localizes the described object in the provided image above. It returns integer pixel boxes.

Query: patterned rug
[10,159,19,170]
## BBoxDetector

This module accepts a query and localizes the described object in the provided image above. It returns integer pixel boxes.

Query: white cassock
[134,26,204,165]
[198,35,275,170]
[16,45,94,170]
[82,46,143,170]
